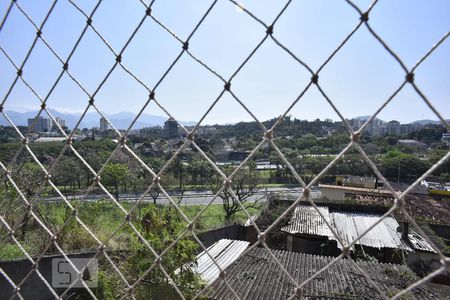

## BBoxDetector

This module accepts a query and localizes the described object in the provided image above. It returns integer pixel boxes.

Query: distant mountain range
[353,115,449,125]
[409,119,450,126]
[0,109,196,130]
[0,110,447,130]
[353,116,382,122]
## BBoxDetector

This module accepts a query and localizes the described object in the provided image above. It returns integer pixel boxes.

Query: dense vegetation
[0,188,256,297]
[0,117,448,297]
[0,118,448,196]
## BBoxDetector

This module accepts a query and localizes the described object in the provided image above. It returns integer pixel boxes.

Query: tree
[380,150,430,181]
[211,164,262,224]
[11,162,45,240]
[84,155,103,187]
[97,205,204,299]
[268,154,292,184]
[364,143,381,155]
[187,159,213,187]
[299,156,332,181]
[296,134,318,150]
[427,149,450,178]
[408,127,446,144]
[0,185,19,229]
[385,136,398,146]
[149,185,161,205]
[102,163,130,200]
[169,158,185,190]
[54,157,82,193]
[334,154,372,177]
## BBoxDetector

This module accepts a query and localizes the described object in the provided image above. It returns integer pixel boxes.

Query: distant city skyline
[3,107,448,131]
[0,1,449,125]
[4,104,449,125]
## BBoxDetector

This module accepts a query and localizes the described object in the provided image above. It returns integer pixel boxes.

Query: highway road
[38,187,322,206]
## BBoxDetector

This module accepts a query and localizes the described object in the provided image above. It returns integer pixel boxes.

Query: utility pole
[397,164,401,184]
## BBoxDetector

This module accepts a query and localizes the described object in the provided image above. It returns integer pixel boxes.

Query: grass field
[0,201,262,260]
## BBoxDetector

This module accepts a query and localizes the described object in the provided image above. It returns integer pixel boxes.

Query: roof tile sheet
[281,205,434,252]
[207,247,445,299]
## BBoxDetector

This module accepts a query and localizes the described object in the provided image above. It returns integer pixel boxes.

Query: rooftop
[338,175,377,188]
[398,139,427,146]
[319,184,393,195]
[191,239,249,284]
[281,205,435,252]
[281,205,332,237]
[344,193,450,225]
[207,247,446,299]
[33,137,67,143]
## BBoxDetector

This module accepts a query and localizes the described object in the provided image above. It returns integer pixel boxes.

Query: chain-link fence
[0,0,449,299]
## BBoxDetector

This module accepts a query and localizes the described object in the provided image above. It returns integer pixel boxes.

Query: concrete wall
[245,225,258,245]
[321,187,345,201]
[288,235,340,256]
[0,252,96,300]
[430,224,450,240]
[197,224,245,248]
[407,252,449,285]
[292,237,324,254]
[0,225,247,299]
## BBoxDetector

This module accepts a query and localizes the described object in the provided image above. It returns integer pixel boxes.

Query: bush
[0,244,24,260]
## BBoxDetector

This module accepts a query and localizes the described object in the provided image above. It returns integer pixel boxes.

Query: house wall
[197,224,245,248]
[321,187,345,201]
[292,237,325,254]
[407,252,449,285]
[288,235,339,256]
[430,224,450,240]
[0,252,96,300]
[354,246,405,264]
[245,225,258,245]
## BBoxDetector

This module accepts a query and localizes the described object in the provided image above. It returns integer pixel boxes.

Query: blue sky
[0,0,449,126]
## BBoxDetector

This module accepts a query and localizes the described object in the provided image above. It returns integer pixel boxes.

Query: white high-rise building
[55,117,66,128]
[27,116,52,132]
[100,117,109,132]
